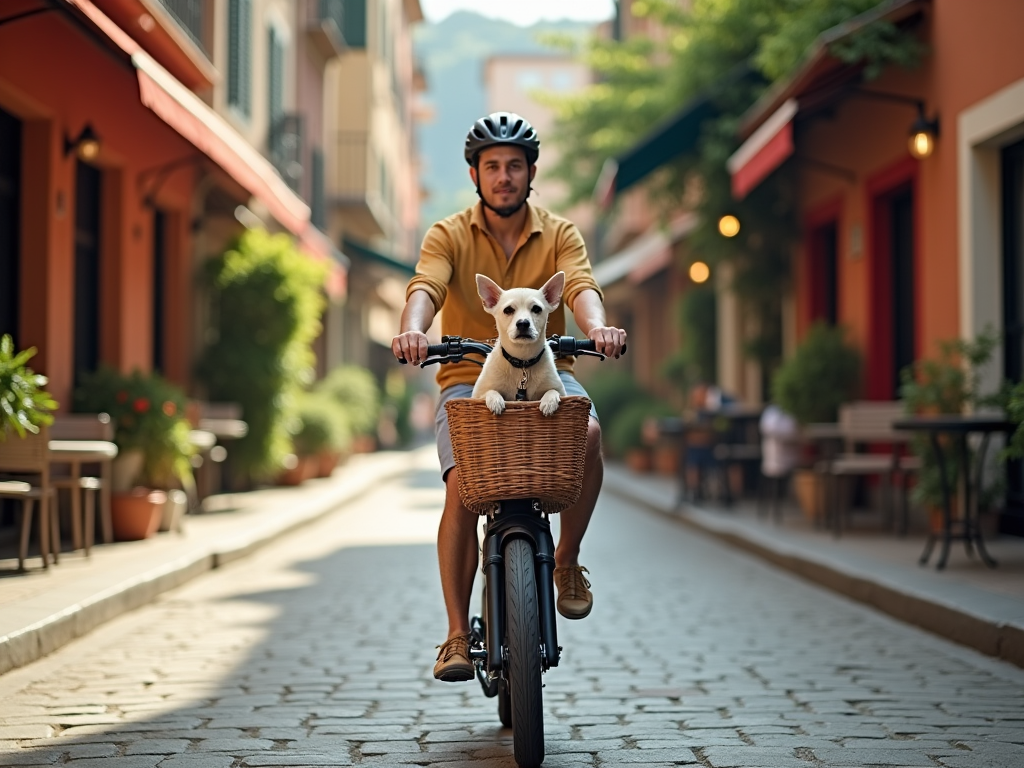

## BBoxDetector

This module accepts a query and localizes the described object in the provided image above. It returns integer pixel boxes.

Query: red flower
[116,390,128,403]
[133,397,150,414]
[162,401,176,417]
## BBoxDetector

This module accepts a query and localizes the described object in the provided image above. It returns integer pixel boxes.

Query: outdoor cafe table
[48,440,118,548]
[892,415,1014,570]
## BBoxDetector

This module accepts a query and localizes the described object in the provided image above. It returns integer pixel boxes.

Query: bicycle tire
[504,537,544,767]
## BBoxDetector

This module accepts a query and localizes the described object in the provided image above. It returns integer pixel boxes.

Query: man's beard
[480,186,530,217]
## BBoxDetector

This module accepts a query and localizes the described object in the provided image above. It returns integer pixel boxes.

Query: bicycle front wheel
[504,536,544,767]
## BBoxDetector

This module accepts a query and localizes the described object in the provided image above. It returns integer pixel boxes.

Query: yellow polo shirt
[407,202,603,390]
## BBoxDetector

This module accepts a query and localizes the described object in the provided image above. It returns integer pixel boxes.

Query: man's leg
[437,467,479,639]
[554,417,602,567]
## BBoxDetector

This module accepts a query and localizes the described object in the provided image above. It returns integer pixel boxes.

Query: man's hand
[588,326,627,359]
[392,330,430,366]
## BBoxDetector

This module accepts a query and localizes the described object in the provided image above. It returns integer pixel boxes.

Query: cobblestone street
[1,448,1023,767]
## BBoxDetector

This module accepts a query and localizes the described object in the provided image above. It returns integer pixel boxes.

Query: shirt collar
[470,201,544,237]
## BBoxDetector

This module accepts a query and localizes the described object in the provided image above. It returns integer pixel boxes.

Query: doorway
[74,162,102,385]
[808,219,838,326]
[0,107,20,343]
[869,173,916,399]
[1002,137,1024,529]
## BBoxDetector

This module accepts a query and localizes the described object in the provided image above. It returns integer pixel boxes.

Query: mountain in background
[414,11,594,234]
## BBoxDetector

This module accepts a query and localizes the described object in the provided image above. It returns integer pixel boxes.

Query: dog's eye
[531,305,542,314]
[503,306,514,315]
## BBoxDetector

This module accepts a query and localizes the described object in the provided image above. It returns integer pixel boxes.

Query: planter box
[111,489,166,541]
[792,469,825,523]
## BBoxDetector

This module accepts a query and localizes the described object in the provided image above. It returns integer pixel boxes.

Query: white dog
[472,272,567,416]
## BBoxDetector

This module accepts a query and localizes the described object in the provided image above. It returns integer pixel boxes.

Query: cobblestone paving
[1,449,1023,767]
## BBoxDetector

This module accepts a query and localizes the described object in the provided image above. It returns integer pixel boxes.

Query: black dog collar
[501,346,545,369]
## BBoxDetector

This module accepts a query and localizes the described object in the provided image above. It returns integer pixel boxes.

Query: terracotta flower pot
[653,444,680,476]
[625,447,653,473]
[792,469,824,523]
[316,450,341,478]
[277,455,318,486]
[111,488,166,541]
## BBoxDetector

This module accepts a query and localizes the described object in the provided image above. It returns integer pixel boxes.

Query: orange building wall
[0,10,199,407]
[793,0,1024,394]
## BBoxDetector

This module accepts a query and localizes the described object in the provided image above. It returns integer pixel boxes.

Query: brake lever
[575,349,607,361]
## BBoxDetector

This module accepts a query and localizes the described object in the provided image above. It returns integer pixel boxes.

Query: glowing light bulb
[689,261,710,284]
[718,215,740,238]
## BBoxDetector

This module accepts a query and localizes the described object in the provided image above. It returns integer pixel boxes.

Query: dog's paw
[484,391,506,415]
[539,390,561,416]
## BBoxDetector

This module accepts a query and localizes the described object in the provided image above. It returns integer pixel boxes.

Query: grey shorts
[435,371,598,479]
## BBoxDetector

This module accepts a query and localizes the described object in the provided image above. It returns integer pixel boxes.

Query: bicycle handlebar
[398,335,625,367]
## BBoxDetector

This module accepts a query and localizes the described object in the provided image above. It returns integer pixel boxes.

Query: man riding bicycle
[391,112,627,682]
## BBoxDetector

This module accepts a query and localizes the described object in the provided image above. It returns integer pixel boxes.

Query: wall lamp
[851,87,939,160]
[64,124,101,161]
[689,261,711,284]
[718,214,741,238]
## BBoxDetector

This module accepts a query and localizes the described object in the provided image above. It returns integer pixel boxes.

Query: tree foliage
[542,0,925,380]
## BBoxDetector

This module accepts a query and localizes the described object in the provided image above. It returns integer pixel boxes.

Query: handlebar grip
[426,343,449,357]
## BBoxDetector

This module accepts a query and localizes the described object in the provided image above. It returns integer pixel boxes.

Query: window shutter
[268,26,283,126]
[229,0,252,116]
[311,148,325,229]
[341,0,366,48]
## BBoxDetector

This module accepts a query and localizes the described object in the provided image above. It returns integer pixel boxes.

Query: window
[228,0,252,117]
[268,25,284,126]
[152,210,166,373]
[516,70,543,92]
[74,162,102,385]
[342,0,366,48]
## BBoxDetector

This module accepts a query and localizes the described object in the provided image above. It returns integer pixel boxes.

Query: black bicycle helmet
[464,112,540,166]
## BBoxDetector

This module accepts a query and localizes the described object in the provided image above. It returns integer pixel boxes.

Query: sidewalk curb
[603,476,1024,669]
[0,456,410,676]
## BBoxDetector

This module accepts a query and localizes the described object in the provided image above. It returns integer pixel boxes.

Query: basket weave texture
[445,396,591,515]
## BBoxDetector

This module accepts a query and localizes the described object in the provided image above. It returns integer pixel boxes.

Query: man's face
[470,145,536,217]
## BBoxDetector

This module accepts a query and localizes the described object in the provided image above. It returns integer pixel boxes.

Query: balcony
[269,114,304,193]
[327,131,387,239]
[307,0,346,59]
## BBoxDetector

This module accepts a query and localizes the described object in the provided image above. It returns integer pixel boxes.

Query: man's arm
[572,288,627,359]
[392,290,436,366]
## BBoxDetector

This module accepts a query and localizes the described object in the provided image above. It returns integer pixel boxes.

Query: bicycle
[402,334,618,768]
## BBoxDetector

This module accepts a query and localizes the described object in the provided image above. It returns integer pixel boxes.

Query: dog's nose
[516,319,531,330]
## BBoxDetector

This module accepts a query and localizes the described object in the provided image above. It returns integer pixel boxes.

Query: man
[391,112,627,682]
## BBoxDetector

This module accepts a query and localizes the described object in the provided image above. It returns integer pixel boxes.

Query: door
[0,107,20,343]
[1002,138,1024,529]
[74,162,102,385]
[869,176,916,399]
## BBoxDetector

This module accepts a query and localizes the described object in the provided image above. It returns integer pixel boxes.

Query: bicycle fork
[471,500,561,694]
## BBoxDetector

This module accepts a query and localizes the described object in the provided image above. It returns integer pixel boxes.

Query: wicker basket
[445,396,592,515]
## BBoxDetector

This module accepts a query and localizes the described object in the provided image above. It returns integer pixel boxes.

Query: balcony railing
[307,0,346,58]
[269,114,304,193]
[157,0,206,53]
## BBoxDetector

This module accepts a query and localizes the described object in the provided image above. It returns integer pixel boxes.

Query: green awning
[595,63,762,205]
[341,236,416,277]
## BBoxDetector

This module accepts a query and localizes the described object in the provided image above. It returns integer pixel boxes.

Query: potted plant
[74,367,195,540]
[283,390,352,483]
[899,327,1005,530]
[315,364,381,454]
[0,334,58,440]
[771,323,862,520]
[607,399,676,472]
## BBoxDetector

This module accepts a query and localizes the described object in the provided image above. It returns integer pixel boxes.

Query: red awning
[64,0,345,296]
[727,99,798,200]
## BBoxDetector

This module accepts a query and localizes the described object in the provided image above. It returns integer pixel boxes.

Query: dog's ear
[476,274,503,310]
[540,271,565,309]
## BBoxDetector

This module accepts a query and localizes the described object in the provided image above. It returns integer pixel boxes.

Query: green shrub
[772,323,861,424]
[197,229,327,482]
[74,366,194,488]
[315,365,381,437]
[290,391,351,457]
[606,399,676,458]
[0,334,57,440]
[584,370,648,430]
